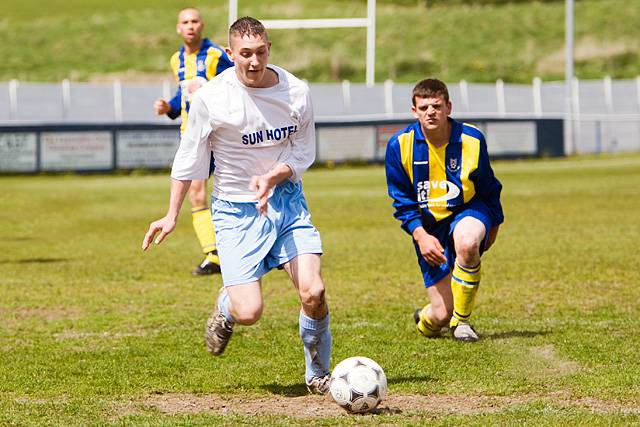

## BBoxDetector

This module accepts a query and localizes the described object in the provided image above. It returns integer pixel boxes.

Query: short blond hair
[229,16,268,40]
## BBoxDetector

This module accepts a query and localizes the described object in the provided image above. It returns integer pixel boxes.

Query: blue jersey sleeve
[473,135,504,226]
[167,86,182,120]
[385,137,423,235]
[216,51,234,75]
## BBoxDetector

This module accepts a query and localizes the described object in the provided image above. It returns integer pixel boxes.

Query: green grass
[1,154,640,425]
[1,0,638,83]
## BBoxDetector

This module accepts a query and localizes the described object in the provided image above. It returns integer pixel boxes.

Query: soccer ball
[329,356,387,413]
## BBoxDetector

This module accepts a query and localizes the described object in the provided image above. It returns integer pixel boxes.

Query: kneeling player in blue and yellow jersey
[385,79,504,342]
[153,8,233,275]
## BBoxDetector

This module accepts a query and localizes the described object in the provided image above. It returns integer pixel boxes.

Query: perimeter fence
[0,77,638,173]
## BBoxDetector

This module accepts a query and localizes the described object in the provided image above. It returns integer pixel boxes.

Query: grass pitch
[1,154,640,425]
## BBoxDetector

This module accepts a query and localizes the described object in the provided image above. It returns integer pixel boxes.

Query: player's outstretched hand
[153,99,171,115]
[249,175,273,216]
[142,216,177,251]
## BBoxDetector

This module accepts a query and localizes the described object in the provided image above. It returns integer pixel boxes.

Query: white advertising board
[317,126,376,162]
[116,130,178,168]
[485,121,537,156]
[41,132,112,171]
[0,133,37,172]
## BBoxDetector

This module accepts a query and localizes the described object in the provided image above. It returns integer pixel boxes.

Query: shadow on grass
[260,382,309,397]
[336,405,405,416]
[483,330,550,340]
[368,406,404,415]
[387,375,433,385]
[261,374,433,398]
[0,258,69,264]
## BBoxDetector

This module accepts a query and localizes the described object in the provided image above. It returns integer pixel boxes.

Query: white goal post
[228,0,377,86]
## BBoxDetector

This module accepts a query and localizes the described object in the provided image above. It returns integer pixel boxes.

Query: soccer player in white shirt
[142,17,332,395]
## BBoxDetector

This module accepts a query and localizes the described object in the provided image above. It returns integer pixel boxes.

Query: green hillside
[1,0,638,83]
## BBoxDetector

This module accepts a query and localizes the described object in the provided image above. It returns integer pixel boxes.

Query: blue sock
[217,288,235,324]
[299,311,331,383]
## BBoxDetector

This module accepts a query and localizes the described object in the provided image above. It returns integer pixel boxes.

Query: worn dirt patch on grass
[120,392,640,419]
[530,344,581,376]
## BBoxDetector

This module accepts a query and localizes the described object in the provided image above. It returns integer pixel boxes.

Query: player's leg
[283,254,332,394]
[284,253,328,318]
[189,178,220,276]
[412,222,454,338]
[224,281,264,325]
[205,280,263,355]
[415,273,454,337]
[449,215,486,342]
[268,181,329,394]
[205,198,276,356]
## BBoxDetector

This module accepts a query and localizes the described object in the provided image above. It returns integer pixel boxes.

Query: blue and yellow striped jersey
[385,118,504,234]
[167,38,233,134]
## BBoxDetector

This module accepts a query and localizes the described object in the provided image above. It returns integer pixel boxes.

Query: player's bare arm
[142,178,192,250]
[412,226,446,266]
[249,163,294,215]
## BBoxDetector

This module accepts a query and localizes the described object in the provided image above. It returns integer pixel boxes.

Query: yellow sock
[206,251,220,265]
[450,262,481,327]
[191,206,218,263]
[416,304,441,337]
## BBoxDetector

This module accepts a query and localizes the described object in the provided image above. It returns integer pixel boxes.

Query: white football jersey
[171,65,316,202]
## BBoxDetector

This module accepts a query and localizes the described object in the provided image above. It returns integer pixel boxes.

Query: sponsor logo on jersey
[416,179,460,206]
[241,125,299,145]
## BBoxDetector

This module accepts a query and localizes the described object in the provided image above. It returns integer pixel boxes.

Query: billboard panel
[376,123,409,160]
[41,132,112,171]
[117,130,178,169]
[0,133,37,172]
[317,126,376,162]
[485,121,537,156]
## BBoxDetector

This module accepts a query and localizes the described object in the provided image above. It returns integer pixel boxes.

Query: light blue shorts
[212,181,323,286]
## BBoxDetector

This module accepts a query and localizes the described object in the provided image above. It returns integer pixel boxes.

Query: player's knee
[299,282,326,310]
[455,235,482,261]
[188,192,206,207]
[188,182,207,207]
[233,303,263,325]
[430,303,453,326]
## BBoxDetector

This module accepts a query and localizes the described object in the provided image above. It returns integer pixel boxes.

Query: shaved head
[178,7,201,22]
[176,7,204,48]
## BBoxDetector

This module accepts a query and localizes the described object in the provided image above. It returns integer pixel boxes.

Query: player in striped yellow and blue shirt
[154,8,233,276]
[385,78,504,342]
